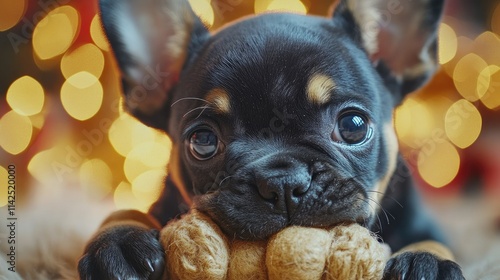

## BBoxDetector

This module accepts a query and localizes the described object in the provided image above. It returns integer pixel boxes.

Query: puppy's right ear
[100,0,209,129]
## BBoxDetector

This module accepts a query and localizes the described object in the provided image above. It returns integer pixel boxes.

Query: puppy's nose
[258,177,309,203]
[256,157,311,214]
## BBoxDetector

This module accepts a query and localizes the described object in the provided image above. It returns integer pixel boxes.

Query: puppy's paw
[78,225,165,280]
[382,252,464,280]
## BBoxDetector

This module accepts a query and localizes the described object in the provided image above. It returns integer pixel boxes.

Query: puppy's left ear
[100,0,209,129]
[333,0,445,103]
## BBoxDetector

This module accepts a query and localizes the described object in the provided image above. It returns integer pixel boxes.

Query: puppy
[79,0,465,279]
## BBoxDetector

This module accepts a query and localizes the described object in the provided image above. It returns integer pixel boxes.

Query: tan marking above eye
[205,88,231,115]
[306,74,336,105]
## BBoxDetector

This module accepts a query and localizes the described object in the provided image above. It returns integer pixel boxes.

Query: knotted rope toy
[160,210,390,280]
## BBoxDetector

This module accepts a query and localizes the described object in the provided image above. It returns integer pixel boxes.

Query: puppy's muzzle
[255,155,311,216]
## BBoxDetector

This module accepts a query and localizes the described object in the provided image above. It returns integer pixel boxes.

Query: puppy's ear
[333,0,444,103]
[99,0,208,129]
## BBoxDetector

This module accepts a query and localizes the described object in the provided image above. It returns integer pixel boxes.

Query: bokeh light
[28,148,59,185]
[6,76,45,116]
[29,113,46,130]
[453,53,489,101]
[255,0,273,13]
[114,181,153,212]
[267,0,307,14]
[255,0,307,14]
[61,71,103,121]
[0,0,26,31]
[108,113,172,157]
[473,31,500,66]
[79,159,113,200]
[188,0,214,28]
[0,110,33,155]
[108,115,136,157]
[477,65,493,99]
[418,140,460,188]
[442,35,474,77]
[445,99,482,149]
[480,65,500,110]
[61,43,105,79]
[114,181,137,210]
[90,15,110,51]
[124,142,171,183]
[131,169,165,205]
[438,23,457,64]
[32,5,80,60]
[394,97,435,148]
[0,166,7,207]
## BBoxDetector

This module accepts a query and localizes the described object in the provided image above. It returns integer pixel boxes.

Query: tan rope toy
[160,210,390,280]
[160,210,391,280]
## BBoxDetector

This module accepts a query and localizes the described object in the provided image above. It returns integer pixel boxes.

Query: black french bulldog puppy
[79,0,465,279]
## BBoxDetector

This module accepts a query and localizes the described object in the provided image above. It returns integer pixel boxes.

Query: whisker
[366,190,404,209]
[366,197,395,225]
[183,105,209,118]
[356,197,382,231]
[171,97,209,107]
[342,174,404,211]
[195,105,209,119]
[219,175,233,186]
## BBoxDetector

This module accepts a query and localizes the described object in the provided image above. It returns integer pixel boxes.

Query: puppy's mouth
[193,178,373,240]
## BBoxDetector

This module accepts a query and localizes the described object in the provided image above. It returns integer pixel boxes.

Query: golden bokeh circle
[445,99,482,149]
[90,15,110,51]
[61,43,105,79]
[131,169,166,207]
[479,65,500,110]
[418,140,460,188]
[255,0,307,14]
[6,76,45,116]
[79,159,113,200]
[453,53,489,102]
[61,72,103,121]
[32,5,80,60]
[0,110,33,155]
[123,141,170,183]
[438,23,457,64]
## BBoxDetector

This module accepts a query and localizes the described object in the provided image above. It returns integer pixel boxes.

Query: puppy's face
[100,0,443,239]
[170,14,398,239]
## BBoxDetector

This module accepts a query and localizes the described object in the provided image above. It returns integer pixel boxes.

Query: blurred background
[0,0,499,276]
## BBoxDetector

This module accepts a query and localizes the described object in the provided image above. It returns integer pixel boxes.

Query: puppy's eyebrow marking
[205,88,231,115]
[306,74,336,105]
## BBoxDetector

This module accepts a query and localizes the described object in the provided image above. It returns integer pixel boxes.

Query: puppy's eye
[333,112,372,145]
[189,129,219,160]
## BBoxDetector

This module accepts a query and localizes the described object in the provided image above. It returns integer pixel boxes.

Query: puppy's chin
[193,182,373,240]
[193,190,288,240]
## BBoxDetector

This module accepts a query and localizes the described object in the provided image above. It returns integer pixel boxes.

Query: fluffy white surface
[0,185,114,280]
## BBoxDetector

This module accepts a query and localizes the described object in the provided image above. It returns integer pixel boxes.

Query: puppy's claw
[148,256,165,280]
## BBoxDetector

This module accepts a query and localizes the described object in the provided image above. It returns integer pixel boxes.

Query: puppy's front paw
[78,225,165,280]
[383,252,464,280]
